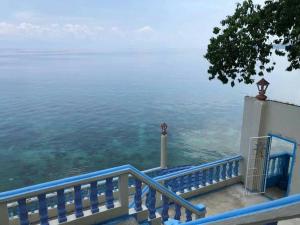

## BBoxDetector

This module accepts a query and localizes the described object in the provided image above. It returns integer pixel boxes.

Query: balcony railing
[0,165,206,225]
[267,152,292,190]
[128,156,243,212]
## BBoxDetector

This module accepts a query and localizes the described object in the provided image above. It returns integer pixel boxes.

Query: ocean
[0,49,275,191]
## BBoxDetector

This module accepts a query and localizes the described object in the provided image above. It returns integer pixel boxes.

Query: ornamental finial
[161,123,168,135]
[256,78,270,101]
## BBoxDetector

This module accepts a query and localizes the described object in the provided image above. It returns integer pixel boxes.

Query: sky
[0,0,264,51]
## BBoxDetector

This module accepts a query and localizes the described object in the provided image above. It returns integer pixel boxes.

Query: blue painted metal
[74,185,84,218]
[105,178,114,209]
[38,193,49,225]
[221,163,227,180]
[134,179,142,211]
[90,181,99,213]
[174,203,181,220]
[57,189,67,223]
[182,193,300,225]
[18,198,29,225]
[148,188,156,219]
[162,195,169,222]
[185,209,192,222]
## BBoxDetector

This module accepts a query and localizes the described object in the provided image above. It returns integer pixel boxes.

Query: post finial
[161,123,168,135]
[256,78,269,101]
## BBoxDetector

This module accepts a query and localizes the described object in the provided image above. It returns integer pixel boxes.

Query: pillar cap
[161,123,168,135]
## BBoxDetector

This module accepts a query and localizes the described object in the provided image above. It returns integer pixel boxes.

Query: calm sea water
[0,50,256,191]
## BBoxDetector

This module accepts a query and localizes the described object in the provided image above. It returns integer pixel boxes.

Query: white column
[0,202,9,225]
[118,174,129,211]
[239,96,267,189]
[160,123,168,169]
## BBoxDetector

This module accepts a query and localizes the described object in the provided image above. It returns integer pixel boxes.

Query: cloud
[136,26,155,34]
[0,22,105,39]
[13,11,37,21]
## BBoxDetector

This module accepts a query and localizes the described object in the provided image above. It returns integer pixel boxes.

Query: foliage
[204,0,300,86]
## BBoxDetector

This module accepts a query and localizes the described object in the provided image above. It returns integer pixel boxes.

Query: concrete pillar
[239,97,268,191]
[0,202,9,225]
[160,123,168,169]
[118,174,129,211]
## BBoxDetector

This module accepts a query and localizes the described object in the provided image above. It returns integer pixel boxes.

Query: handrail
[182,194,300,224]
[0,165,130,202]
[128,155,242,209]
[0,165,205,217]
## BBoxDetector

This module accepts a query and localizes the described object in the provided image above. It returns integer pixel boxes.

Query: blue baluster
[194,171,200,188]
[201,170,207,186]
[174,204,181,220]
[162,195,169,222]
[278,158,283,175]
[175,177,180,192]
[208,167,214,184]
[18,198,29,225]
[185,209,192,222]
[215,165,220,182]
[274,158,279,175]
[90,181,99,213]
[228,161,233,178]
[170,178,177,193]
[38,194,49,225]
[179,176,185,193]
[74,185,84,218]
[269,159,274,176]
[187,174,192,190]
[105,177,114,209]
[148,188,156,219]
[221,163,227,180]
[146,191,150,208]
[233,160,239,176]
[134,179,142,211]
[57,189,67,223]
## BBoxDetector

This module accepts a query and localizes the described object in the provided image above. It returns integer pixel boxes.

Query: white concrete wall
[240,96,300,195]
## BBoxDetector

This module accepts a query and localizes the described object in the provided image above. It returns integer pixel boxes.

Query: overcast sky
[0,0,265,50]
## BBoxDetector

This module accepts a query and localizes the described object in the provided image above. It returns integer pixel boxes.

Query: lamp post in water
[160,123,168,169]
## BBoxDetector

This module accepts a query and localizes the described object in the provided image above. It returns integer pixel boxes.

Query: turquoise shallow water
[0,50,253,191]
